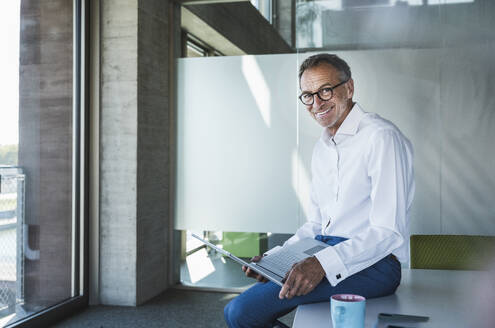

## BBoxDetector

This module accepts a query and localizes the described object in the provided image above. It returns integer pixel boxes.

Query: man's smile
[315,106,333,118]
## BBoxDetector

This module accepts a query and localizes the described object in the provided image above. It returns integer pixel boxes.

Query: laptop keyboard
[257,249,306,277]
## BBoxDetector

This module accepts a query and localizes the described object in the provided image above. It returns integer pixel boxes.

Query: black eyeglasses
[299,79,349,105]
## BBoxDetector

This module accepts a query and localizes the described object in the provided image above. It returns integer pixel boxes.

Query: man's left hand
[278,256,325,299]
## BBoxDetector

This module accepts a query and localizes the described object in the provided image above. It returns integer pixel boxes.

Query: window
[0,0,88,326]
[183,32,223,58]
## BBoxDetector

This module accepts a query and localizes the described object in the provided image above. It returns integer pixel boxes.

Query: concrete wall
[185,2,293,55]
[19,0,73,309]
[100,0,173,306]
[135,0,170,305]
[99,0,139,306]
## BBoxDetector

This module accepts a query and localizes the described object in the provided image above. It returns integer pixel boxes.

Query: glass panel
[295,0,495,235]
[176,54,299,234]
[186,43,206,57]
[176,1,298,289]
[0,0,80,324]
[250,0,273,23]
[436,0,495,234]
[0,1,24,323]
[180,230,291,289]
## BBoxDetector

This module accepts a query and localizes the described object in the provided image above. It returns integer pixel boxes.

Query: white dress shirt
[284,103,415,286]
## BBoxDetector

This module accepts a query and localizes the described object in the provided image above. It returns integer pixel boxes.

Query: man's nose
[313,94,324,109]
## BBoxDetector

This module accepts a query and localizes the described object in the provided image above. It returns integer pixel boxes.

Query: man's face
[300,63,354,134]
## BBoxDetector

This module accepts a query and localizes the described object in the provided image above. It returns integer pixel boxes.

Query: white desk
[293,269,490,328]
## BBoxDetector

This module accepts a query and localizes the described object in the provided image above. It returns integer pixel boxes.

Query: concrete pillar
[18,0,73,309]
[100,0,175,305]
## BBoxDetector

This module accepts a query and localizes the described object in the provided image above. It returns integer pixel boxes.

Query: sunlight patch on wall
[242,56,271,127]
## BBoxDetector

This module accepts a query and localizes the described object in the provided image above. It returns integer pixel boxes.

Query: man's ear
[346,78,354,99]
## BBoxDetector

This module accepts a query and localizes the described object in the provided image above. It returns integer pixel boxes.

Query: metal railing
[0,166,25,316]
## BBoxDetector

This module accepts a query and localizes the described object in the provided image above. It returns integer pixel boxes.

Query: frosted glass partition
[176,55,302,233]
[177,48,495,235]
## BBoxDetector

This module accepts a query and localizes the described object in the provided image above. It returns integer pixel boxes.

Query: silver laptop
[191,233,329,287]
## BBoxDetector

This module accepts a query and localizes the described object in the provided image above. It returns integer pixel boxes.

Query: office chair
[410,234,495,270]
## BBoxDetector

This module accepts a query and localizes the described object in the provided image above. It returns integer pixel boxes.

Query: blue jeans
[224,237,401,328]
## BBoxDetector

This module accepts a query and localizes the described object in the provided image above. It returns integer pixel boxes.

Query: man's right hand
[242,255,268,283]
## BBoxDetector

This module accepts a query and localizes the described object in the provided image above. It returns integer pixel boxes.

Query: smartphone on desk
[378,313,429,322]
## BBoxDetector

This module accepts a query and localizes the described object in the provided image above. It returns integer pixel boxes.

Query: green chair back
[410,234,495,270]
[223,232,268,258]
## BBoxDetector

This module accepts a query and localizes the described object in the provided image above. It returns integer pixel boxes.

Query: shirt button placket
[325,216,332,234]
[332,138,340,202]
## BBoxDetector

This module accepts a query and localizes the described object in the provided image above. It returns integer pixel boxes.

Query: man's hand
[279,256,325,299]
[242,255,268,283]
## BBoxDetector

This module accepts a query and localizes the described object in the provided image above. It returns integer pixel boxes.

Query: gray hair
[299,53,351,82]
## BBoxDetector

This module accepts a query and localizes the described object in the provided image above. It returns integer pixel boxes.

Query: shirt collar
[321,103,366,143]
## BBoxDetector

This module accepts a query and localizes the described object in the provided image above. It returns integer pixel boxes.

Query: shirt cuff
[314,246,349,286]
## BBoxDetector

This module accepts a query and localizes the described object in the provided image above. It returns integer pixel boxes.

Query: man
[224,53,415,328]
